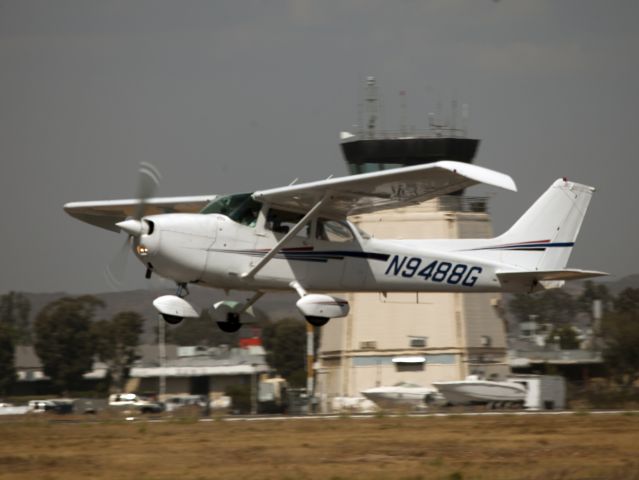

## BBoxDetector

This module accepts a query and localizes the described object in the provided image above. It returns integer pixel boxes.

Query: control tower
[316,78,509,407]
[342,76,478,175]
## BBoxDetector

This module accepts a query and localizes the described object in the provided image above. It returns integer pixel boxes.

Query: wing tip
[437,160,517,192]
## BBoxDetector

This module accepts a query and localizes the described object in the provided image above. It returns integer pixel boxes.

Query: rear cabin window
[316,219,354,243]
[265,208,309,238]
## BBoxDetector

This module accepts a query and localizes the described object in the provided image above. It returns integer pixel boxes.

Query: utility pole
[158,314,166,400]
[251,363,258,415]
[306,322,315,413]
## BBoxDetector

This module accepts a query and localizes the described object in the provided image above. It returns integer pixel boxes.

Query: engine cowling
[296,294,350,319]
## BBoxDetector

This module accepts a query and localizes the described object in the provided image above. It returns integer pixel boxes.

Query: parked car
[108,393,164,414]
[164,395,208,413]
[0,402,29,416]
[28,399,74,414]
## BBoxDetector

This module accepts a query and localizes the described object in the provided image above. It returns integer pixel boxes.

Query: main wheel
[305,316,330,327]
[217,312,241,333]
[217,321,242,333]
[162,314,183,325]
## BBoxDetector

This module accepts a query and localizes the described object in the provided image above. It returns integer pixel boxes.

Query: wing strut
[241,194,328,280]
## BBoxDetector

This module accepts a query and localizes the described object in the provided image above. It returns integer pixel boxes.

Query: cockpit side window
[265,208,309,238]
[200,193,261,228]
[316,219,354,243]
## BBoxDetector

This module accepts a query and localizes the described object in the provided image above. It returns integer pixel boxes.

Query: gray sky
[1,0,637,294]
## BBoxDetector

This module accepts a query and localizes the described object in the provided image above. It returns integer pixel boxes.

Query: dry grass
[0,413,638,480]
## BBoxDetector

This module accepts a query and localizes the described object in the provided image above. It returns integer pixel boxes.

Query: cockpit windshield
[200,193,262,227]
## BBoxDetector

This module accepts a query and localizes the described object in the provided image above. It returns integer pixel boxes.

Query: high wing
[64,195,215,232]
[253,160,517,218]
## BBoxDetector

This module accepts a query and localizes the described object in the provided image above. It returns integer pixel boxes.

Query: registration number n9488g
[384,255,482,287]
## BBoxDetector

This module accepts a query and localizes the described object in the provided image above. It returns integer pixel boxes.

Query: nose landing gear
[152,284,199,326]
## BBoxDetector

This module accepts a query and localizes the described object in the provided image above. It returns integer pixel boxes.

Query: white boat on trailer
[361,382,440,409]
[432,375,527,406]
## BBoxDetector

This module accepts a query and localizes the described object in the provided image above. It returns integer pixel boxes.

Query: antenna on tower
[399,89,407,136]
[461,103,469,138]
[451,96,458,136]
[356,77,363,136]
[365,76,379,139]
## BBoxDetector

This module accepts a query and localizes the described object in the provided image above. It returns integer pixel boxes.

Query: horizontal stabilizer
[497,269,608,293]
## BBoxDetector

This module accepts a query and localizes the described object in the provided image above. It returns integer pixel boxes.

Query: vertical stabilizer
[491,179,595,271]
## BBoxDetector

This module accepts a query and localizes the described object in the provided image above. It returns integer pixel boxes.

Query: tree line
[5,282,634,397]
[508,282,639,386]
[0,292,309,397]
[0,293,144,396]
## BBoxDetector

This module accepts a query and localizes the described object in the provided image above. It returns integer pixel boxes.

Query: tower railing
[351,127,468,140]
[424,195,489,213]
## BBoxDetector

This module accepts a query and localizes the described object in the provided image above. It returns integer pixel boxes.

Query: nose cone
[116,219,148,237]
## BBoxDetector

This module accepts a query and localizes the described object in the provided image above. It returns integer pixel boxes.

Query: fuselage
[132,209,520,294]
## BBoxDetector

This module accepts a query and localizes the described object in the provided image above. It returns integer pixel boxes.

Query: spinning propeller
[105,162,161,289]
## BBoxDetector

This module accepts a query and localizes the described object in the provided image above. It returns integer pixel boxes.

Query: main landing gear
[217,312,242,333]
[211,292,264,333]
[153,284,349,332]
[162,314,184,325]
[291,281,349,328]
[152,283,199,326]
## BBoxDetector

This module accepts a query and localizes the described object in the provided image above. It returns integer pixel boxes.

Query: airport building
[316,78,509,404]
[128,344,268,400]
[10,344,268,400]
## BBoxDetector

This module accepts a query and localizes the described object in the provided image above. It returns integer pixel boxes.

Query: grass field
[0,413,638,480]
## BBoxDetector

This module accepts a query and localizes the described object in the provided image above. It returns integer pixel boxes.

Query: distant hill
[599,274,639,294]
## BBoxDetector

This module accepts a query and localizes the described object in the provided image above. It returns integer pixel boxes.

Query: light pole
[306,322,315,413]
[250,363,258,415]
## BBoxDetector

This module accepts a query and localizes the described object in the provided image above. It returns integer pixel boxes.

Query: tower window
[409,337,427,348]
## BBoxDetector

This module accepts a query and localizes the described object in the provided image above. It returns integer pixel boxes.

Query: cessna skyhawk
[64,161,605,332]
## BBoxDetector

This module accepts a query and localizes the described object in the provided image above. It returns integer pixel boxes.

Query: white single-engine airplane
[64,161,606,332]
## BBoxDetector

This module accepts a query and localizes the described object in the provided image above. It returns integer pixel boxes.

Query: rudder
[492,179,595,271]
